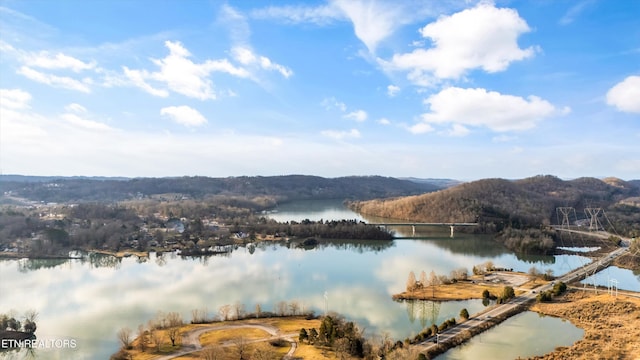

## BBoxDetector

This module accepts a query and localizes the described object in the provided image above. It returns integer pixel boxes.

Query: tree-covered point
[245,218,393,241]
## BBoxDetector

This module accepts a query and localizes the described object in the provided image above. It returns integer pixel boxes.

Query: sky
[0,0,638,180]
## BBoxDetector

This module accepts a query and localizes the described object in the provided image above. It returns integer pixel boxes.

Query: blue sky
[0,0,638,180]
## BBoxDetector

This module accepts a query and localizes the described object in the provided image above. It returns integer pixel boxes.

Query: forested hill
[0,175,441,203]
[349,175,640,235]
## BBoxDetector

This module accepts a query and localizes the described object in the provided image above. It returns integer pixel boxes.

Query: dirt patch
[528,290,640,360]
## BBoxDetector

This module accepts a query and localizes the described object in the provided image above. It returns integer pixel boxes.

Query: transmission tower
[556,207,576,230]
[584,207,603,231]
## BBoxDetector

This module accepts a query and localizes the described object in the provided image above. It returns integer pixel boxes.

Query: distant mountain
[0,175,442,203]
[398,177,462,189]
[350,175,640,234]
[0,175,130,182]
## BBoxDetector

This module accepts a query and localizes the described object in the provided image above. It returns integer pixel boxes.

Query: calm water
[434,311,584,360]
[582,266,640,292]
[0,200,595,359]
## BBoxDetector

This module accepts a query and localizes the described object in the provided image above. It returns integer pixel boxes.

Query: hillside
[349,175,640,236]
[0,175,441,204]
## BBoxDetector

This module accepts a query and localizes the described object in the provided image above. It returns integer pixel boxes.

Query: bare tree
[528,266,540,283]
[289,300,300,316]
[137,324,147,352]
[406,271,417,292]
[233,336,249,360]
[117,327,133,349]
[150,327,163,352]
[429,270,439,287]
[419,270,427,288]
[335,338,351,360]
[254,303,262,318]
[201,345,223,360]
[251,343,277,360]
[219,304,232,321]
[233,301,245,320]
[192,308,207,323]
[166,312,183,347]
[275,301,288,316]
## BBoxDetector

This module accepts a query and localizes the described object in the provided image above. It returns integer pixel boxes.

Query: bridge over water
[367,222,479,237]
[415,228,632,356]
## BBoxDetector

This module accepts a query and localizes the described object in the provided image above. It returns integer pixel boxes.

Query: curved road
[155,323,298,360]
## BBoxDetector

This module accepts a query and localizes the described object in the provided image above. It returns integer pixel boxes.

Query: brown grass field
[529,289,640,360]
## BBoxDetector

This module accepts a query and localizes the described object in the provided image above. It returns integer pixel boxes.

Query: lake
[0,199,597,359]
[434,311,584,360]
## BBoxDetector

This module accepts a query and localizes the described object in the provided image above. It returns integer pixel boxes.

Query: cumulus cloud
[387,85,400,97]
[0,88,32,109]
[123,41,250,100]
[321,128,361,140]
[606,75,640,113]
[17,66,92,93]
[418,87,557,132]
[343,109,368,122]
[377,118,391,125]
[385,2,536,84]
[160,105,208,127]
[408,122,434,134]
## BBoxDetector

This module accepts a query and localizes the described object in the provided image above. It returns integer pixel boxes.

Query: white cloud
[343,109,368,122]
[387,85,400,97]
[444,123,470,137]
[559,0,595,25]
[160,105,208,127]
[64,103,87,113]
[252,1,446,53]
[250,4,342,25]
[122,67,169,97]
[321,128,361,140]
[0,88,32,110]
[606,75,640,113]
[331,0,403,52]
[24,51,96,72]
[321,97,347,112]
[492,134,517,143]
[385,2,536,84]
[218,4,252,44]
[124,40,250,100]
[17,66,92,93]
[60,113,113,131]
[377,118,391,125]
[231,46,293,78]
[408,122,434,134]
[418,87,557,132]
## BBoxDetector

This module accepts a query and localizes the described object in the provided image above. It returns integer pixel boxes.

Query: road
[416,242,630,354]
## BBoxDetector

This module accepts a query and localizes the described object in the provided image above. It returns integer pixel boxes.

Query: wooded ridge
[349,175,640,237]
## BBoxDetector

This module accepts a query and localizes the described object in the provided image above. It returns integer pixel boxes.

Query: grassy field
[393,273,539,301]
[118,316,337,360]
[530,290,640,360]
